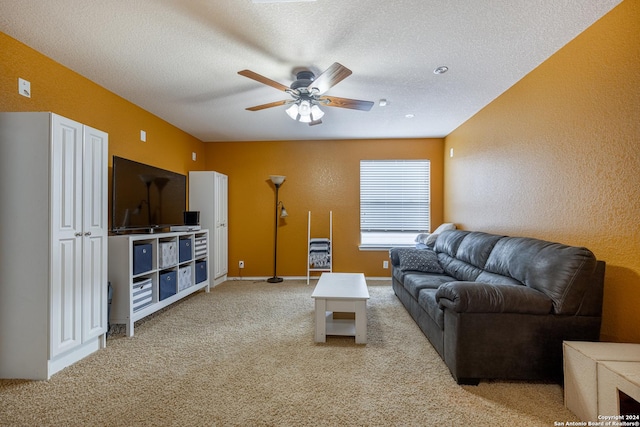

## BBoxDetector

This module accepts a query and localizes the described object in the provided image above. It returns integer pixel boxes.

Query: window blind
[360,160,430,232]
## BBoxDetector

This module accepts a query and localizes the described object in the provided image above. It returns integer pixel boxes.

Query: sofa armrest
[389,248,402,267]
[436,281,553,314]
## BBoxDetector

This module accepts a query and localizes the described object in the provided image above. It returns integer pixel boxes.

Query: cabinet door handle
[84,232,92,236]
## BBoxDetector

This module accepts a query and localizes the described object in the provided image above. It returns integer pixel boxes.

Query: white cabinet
[0,112,108,379]
[189,171,228,285]
[108,230,210,337]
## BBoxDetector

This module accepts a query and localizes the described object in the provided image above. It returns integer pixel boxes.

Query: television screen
[111,156,186,232]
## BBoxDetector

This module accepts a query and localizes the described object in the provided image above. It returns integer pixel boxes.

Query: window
[360,160,430,247]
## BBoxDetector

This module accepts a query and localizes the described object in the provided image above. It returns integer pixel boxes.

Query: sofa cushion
[434,231,504,281]
[483,237,597,314]
[433,230,469,257]
[437,255,484,282]
[455,232,503,269]
[403,273,455,299]
[397,249,444,274]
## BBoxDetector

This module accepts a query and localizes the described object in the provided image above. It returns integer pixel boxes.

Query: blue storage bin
[195,260,207,284]
[133,243,152,275]
[159,271,177,301]
[179,238,192,263]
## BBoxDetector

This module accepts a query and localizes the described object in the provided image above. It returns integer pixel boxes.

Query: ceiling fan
[238,62,374,126]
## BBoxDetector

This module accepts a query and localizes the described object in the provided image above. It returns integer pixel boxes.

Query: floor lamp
[268,175,288,283]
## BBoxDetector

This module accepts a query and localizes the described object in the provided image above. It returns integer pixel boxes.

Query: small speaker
[184,211,200,226]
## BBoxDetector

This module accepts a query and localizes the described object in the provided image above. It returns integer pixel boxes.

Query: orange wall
[0,32,206,189]
[444,0,640,343]
[204,139,444,278]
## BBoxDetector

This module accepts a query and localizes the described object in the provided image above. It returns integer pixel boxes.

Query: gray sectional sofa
[390,229,605,385]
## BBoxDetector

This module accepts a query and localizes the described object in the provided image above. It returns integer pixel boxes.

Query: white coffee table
[311,273,369,344]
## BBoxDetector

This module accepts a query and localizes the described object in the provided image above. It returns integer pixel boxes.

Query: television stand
[108,229,210,336]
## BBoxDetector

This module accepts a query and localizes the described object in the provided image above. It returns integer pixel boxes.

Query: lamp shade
[298,100,311,117]
[310,104,324,120]
[269,175,286,186]
[285,103,299,120]
[280,204,288,218]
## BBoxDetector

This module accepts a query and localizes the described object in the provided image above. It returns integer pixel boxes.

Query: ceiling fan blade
[309,119,322,126]
[308,62,352,94]
[245,100,289,111]
[320,96,374,111]
[238,70,290,92]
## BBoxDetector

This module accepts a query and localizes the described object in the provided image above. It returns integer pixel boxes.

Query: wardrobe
[0,112,109,379]
[189,171,228,285]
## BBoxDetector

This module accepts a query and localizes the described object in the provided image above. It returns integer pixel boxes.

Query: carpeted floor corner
[0,279,580,426]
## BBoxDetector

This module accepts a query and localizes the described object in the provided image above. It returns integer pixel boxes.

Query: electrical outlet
[239,260,244,269]
[383,260,389,269]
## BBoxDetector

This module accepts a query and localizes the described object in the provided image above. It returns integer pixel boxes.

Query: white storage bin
[178,266,192,292]
[194,236,207,257]
[132,278,153,312]
[158,241,178,268]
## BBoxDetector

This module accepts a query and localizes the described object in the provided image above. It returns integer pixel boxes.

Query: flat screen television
[111,156,186,232]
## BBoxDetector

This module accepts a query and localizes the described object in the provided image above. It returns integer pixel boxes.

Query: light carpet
[0,279,580,426]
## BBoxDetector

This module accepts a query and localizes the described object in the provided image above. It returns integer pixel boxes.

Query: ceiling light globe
[298,100,311,117]
[310,104,324,120]
[285,104,299,120]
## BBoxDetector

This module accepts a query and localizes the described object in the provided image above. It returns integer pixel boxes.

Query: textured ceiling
[0,0,622,142]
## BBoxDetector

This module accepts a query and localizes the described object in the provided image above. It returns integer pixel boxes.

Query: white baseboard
[224,276,392,282]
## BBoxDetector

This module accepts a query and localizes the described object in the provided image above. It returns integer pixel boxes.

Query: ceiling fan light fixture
[285,100,324,123]
[240,62,373,126]
[285,103,299,120]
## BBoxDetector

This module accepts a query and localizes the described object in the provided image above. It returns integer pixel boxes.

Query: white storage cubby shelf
[109,230,210,337]
[307,211,333,284]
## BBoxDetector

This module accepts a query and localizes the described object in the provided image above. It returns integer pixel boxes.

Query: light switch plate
[18,78,31,98]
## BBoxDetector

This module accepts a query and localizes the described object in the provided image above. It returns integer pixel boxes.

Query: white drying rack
[307,211,332,284]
